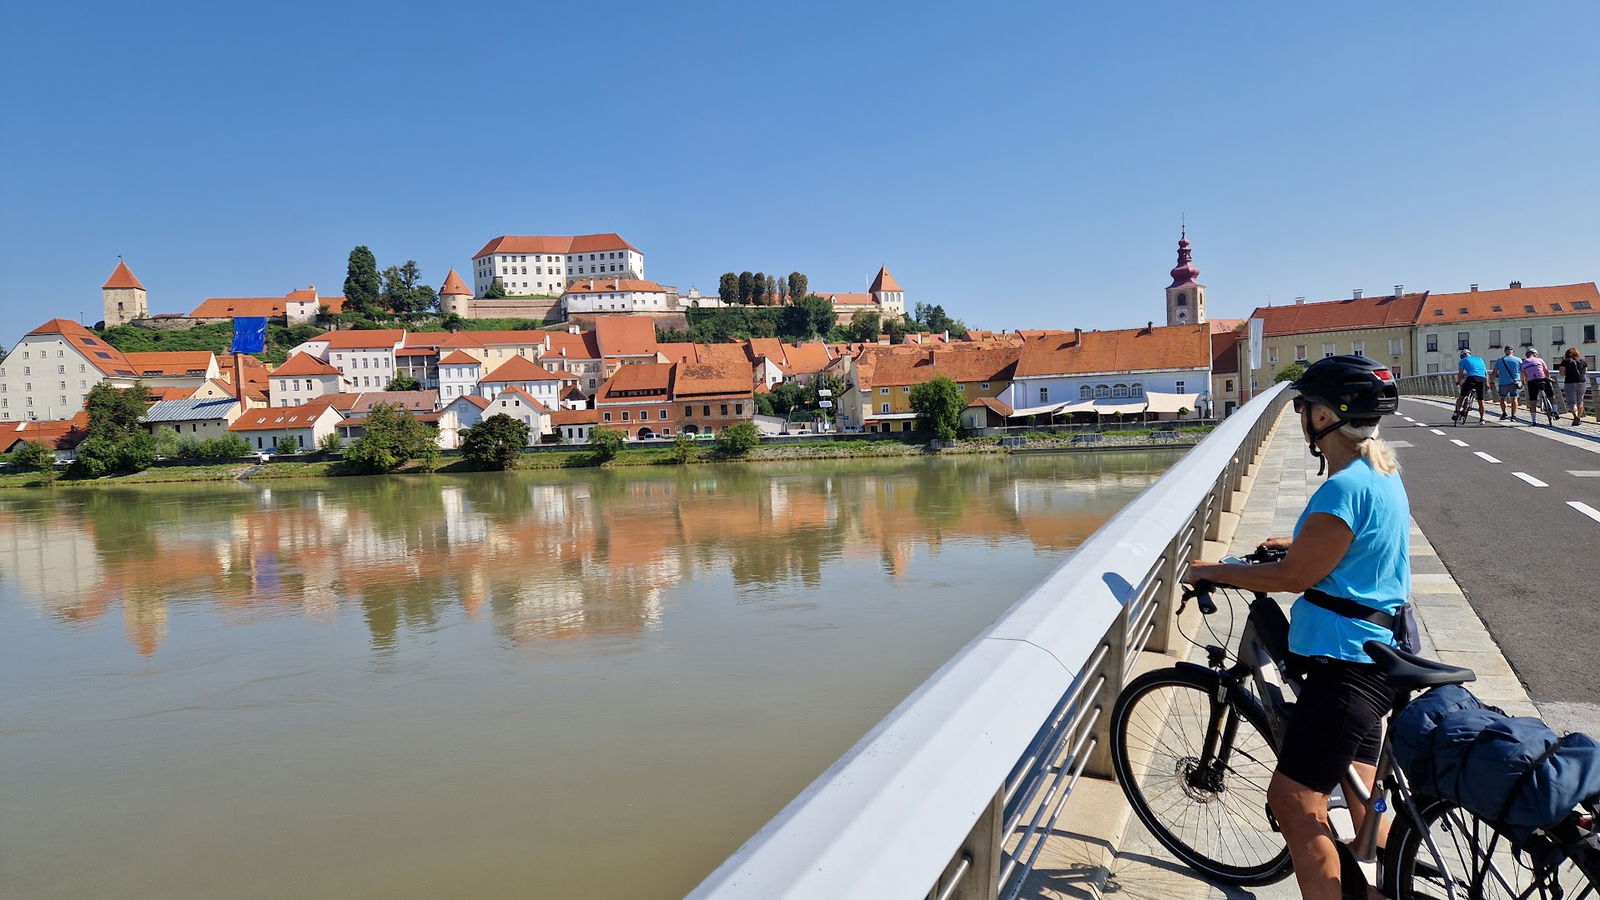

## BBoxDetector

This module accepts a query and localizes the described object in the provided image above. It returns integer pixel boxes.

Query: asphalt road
[1389,397,1600,721]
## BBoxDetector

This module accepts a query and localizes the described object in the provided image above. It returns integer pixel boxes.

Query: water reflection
[0,452,1174,658]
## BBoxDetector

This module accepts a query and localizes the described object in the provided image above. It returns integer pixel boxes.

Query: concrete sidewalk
[1017,405,1535,900]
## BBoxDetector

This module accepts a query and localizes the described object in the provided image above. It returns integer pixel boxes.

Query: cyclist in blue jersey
[1455,348,1487,424]
[1186,355,1405,900]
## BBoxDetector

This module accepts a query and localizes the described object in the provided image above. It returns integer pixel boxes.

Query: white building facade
[1413,283,1599,374]
[0,319,139,422]
[471,234,644,297]
[561,279,670,315]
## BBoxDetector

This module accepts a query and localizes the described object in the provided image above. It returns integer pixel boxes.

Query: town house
[595,363,676,439]
[0,319,140,422]
[674,362,755,436]
[270,353,346,406]
[1413,282,1598,374]
[228,399,343,452]
[1001,323,1214,421]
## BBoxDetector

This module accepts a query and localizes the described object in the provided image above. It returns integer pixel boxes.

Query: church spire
[1168,230,1199,289]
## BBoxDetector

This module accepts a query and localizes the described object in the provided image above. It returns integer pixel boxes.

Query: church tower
[102,259,148,326]
[1165,230,1205,327]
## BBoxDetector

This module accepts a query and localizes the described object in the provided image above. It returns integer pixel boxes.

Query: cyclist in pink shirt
[1523,349,1556,421]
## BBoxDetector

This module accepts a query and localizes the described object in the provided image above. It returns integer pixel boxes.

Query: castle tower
[869,266,905,318]
[1165,230,1205,327]
[440,268,473,318]
[102,259,148,326]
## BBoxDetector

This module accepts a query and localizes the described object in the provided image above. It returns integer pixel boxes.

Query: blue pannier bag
[1392,684,1600,830]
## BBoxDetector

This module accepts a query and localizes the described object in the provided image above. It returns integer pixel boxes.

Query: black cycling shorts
[1528,378,1555,403]
[1276,655,1396,794]
[1458,376,1485,401]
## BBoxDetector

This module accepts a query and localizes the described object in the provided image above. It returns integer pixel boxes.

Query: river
[0,450,1182,898]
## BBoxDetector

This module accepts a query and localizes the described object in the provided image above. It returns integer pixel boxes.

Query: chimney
[1074,327,1083,344]
[1394,284,1403,299]
[1510,281,1522,289]
[1146,320,1154,333]
[568,325,580,334]
[927,350,936,364]
[1353,289,1363,300]
[1470,284,1479,292]
[1295,296,1306,305]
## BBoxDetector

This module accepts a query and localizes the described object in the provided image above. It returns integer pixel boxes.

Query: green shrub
[671,431,697,464]
[317,432,344,453]
[199,434,252,459]
[9,440,57,472]
[460,414,530,470]
[152,426,181,459]
[343,404,438,473]
[274,435,301,455]
[715,421,761,457]
[587,427,625,464]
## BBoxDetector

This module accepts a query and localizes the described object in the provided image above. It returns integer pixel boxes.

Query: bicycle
[1529,379,1560,427]
[1108,547,1600,899]
[1451,386,1481,426]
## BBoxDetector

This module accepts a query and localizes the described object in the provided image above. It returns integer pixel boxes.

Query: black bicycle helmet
[1290,354,1399,422]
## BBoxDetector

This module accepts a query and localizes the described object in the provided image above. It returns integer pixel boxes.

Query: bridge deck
[1016,402,1574,900]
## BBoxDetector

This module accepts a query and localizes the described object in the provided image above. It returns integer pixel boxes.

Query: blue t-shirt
[1493,355,1522,385]
[1459,356,1487,378]
[1288,457,1411,663]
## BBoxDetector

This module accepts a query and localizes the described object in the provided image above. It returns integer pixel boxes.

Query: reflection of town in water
[0,453,1177,657]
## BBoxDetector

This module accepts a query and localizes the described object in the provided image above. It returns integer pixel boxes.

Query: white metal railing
[687,382,1292,900]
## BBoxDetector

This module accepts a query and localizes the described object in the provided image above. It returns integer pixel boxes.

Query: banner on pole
[1248,317,1264,372]
[231,317,267,355]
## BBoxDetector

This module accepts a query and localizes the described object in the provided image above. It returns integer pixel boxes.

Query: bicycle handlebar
[1183,545,1286,615]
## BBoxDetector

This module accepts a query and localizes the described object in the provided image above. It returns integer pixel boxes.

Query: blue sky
[2,1,1596,346]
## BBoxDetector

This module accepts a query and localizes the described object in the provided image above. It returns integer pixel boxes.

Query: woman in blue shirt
[1187,355,1405,900]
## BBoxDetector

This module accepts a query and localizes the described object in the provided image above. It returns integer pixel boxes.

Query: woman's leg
[1269,772,1343,900]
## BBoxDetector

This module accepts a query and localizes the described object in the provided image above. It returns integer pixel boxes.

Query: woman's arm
[1186,513,1353,594]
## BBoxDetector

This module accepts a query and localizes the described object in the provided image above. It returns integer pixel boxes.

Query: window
[1389,338,1404,356]
[1079,385,1093,399]
[1427,363,1441,374]
[1524,305,1536,314]
[1551,304,1563,312]
[1552,326,1565,345]
[1433,310,1444,317]
[684,405,693,417]
[1038,387,1048,403]
[1574,301,1593,310]
[879,387,889,394]
[1425,334,1439,352]
[1351,340,1365,356]
[1175,380,1186,393]
[703,405,711,416]
[1488,329,1502,347]
[720,404,729,416]
[1131,382,1143,396]
[1322,343,1336,358]
[1520,327,1533,345]
[1094,384,1110,398]
[638,408,649,420]
[659,409,667,419]
[621,411,630,421]
[603,412,612,422]
[1112,383,1128,398]
[1269,346,1280,364]
[1225,379,1234,393]
[980,382,990,390]
[901,386,910,393]
[1586,325,1596,344]
[1295,345,1307,361]
[1176,292,1188,306]
[1456,332,1470,350]
[735,403,743,415]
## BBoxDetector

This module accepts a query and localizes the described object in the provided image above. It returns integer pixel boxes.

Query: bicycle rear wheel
[1385,797,1597,900]
[1110,666,1291,885]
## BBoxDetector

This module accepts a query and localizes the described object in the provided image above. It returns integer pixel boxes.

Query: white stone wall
[327,346,400,390]
[487,389,550,440]
[438,362,481,403]
[0,336,130,422]
[103,287,148,327]
[477,379,560,408]
[472,247,644,296]
[562,288,669,315]
[270,372,343,407]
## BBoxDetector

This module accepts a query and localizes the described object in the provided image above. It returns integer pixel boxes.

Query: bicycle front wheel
[1385,797,1597,900]
[1110,666,1291,885]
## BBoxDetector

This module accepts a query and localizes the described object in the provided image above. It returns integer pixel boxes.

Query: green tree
[69,436,117,478]
[385,373,421,391]
[9,440,57,472]
[847,310,882,342]
[766,274,780,305]
[671,431,697,464]
[738,271,755,305]
[718,272,739,305]
[1274,361,1307,384]
[911,303,968,338]
[152,426,180,459]
[200,434,252,459]
[910,375,965,441]
[84,382,150,441]
[175,435,205,459]
[767,381,808,416]
[460,414,531,470]
[344,246,382,317]
[588,427,625,464]
[380,260,437,316]
[787,272,808,305]
[715,421,761,457]
[274,435,301,455]
[752,272,769,306]
[884,314,911,344]
[343,404,439,473]
[317,431,344,454]
[755,392,778,417]
[484,280,508,299]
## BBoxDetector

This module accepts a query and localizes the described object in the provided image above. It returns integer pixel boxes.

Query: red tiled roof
[440,269,472,296]
[550,408,601,426]
[655,342,699,363]
[321,329,406,350]
[968,396,1015,416]
[596,362,674,402]
[435,330,546,349]
[322,391,437,413]
[438,350,480,365]
[862,344,1021,387]
[868,266,902,293]
[1418,282,1598,324]
[542,330,601,360]
[483,355,563,383]
[562,278,664,295]
[228,399,338,431]
[1,412,91,452]
[689,343,749,368]
[593,316,658,358]
[492,386,551,414]
[190,291,346,318]
[25,319,137,376]
[122,351,216,376]
[1250,293,1429,337]
[445,394,493,412]
[471,233,639,259]
[673,362,753,397]
[102,260,144,290]
[1013,324,1211,377]
[817,292,874,306]
[273,353,341,377]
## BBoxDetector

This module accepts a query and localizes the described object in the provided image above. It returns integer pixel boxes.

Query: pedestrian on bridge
[1556,347,1589,426]
[1494,345,1524,423]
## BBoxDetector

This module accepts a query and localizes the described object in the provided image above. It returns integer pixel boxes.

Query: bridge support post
[931,787,1003,900]
[1082,612,1127,780]
[1144,538,1181,654]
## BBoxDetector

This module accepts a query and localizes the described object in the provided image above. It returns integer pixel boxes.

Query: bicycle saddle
[1363,641,1477,690]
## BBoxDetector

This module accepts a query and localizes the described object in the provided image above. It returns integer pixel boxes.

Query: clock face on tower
[1176,310,1188,323]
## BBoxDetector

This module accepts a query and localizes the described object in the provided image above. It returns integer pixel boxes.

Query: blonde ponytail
[1335,421,1399,475]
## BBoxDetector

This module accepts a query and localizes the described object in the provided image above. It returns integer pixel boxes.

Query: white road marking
[1474,451,1502,463]
[1568,501,1600,524]
[1430,429,1446,436]
[1402,417,1416,423]
[1570,470,1600,478]
[1512,472,1548,487]
[1450,439,1469,447]
[1389,441,1414,448]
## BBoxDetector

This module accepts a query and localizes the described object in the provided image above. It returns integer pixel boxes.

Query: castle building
[102,260,148,327]
[818,267,909,325]
[471,233,644,297]
[439,269,472,317]
[1165,231,1206,327]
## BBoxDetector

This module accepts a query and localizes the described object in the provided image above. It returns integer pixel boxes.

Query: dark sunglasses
[1293,397,1306,413]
